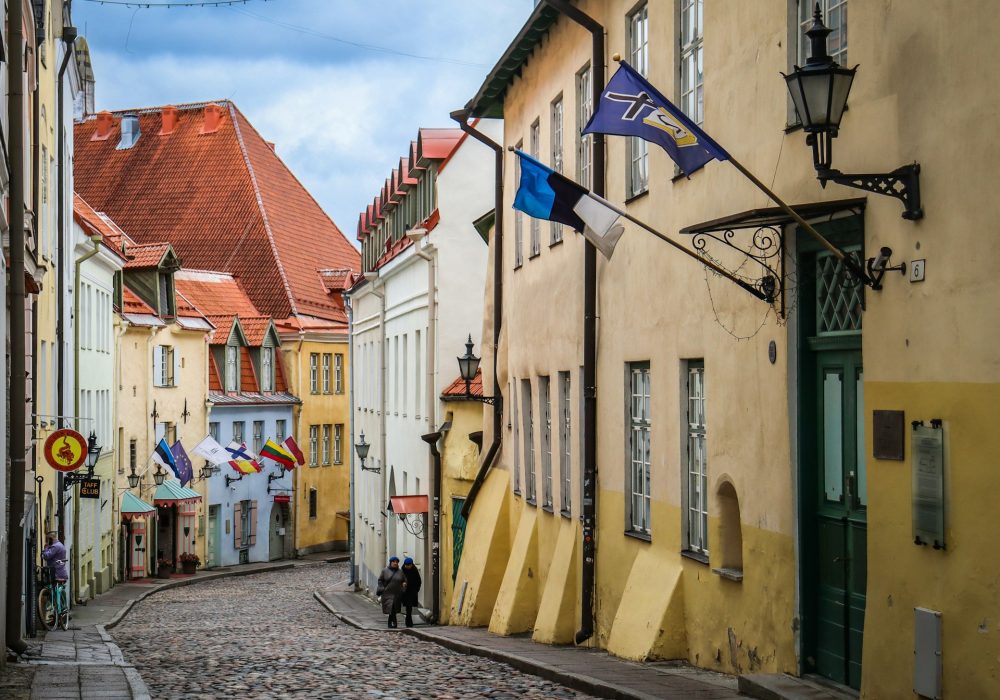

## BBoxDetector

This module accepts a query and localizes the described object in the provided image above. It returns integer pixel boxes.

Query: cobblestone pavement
[111,563,596,699]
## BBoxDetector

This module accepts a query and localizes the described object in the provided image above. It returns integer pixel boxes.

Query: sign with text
[79,479,101,499]
[912,422,945,549]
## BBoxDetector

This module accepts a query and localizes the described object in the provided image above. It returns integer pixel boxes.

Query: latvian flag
[281,436,306,467]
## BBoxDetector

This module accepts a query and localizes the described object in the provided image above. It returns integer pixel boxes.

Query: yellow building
[450,1,1000,697]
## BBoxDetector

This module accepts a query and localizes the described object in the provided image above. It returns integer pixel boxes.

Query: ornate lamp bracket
[818,163,923,221]
[690,224,786,317]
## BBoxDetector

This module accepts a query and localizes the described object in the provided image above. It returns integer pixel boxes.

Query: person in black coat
[400,557,422,627]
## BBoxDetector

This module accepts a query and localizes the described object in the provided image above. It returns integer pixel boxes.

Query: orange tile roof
[174,269,260,317]
[72,194,128,260]
[318,268,353,293]
[122,286,155,315]
[124,242,172,269]
[238,316,273,346]
[74,101,360,324]
[240,346,258,392]
[206,315,236,345]
[208,353,223,392]
[441,368,483,398]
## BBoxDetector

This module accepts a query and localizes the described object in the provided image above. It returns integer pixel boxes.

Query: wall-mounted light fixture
[456,336,499,406]
[356,432,379,473]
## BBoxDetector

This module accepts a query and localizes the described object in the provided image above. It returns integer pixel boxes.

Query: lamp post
[783,4,922,219]
[456,336,499,405]
[64,432,103,489]
[356,431,378,474]
[127,466,141,489]
[152,465,167,486]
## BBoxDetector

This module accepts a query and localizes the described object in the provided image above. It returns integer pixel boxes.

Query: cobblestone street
[111,563,595,699]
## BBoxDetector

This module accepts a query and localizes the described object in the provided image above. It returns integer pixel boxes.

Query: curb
[94,624,152,700]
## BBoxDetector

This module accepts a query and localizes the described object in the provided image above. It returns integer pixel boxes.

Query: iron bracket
[818,163,923,220]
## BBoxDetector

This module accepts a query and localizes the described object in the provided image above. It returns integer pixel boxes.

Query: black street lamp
[64,432,103,489]
[356,431,379,474]
[199,461,214,480]
[152,464,167,486]
[456,336,499,406]
[127,465,141,489]
[783,3,922,219]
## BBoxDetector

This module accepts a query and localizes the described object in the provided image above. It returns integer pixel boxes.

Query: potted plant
[178,552,200,575]
[156,558,174,579]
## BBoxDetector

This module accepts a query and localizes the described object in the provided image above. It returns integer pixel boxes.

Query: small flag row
[147,434,306,486]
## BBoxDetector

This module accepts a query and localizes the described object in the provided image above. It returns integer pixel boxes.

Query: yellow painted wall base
[607,547,686,661]
[532,517,578,644]
[449,470,511,627]
[489,506,539,636]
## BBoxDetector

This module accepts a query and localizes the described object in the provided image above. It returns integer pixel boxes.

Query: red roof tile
[174,269,260,317]
[318,268,353,293]
[122,286,155,315]
[240,346,258,392]
[72,194,128,260]
[123,242,172,269]
[441,368,483,398]
[239,316,273,346]
[208,353,223,392]
[206,315,236,345]
[73,101,359,324]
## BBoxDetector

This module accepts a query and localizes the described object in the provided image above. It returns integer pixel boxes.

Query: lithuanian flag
[261,439,295,469]
[229,459,260,475]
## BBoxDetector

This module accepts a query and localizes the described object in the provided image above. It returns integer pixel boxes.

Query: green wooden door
[451,497,468,582]
[813,349,866,688]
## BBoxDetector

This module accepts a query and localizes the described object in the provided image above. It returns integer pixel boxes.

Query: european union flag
[583,61,729,176]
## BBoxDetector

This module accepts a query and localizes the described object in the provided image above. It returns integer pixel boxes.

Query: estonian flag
[583,60,729,177]
[151,438,178,478]
[512,151,625,259]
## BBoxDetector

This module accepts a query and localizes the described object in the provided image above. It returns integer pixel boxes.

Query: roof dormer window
[117,114,141,150]
[158,271,175,317]
[261,346,274,392]
[225,344,239,392]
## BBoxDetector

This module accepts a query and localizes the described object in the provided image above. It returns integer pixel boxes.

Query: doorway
[208,506,221,568]
[798,217,867,690]
[269,504,285,561]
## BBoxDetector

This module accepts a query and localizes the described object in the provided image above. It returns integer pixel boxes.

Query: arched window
[716,480,744,580]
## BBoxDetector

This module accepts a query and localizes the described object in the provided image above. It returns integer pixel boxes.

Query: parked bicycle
[37,562,70,631]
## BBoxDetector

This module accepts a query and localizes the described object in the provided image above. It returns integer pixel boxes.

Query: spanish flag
[261,439,295,469]
[229,460,260,475]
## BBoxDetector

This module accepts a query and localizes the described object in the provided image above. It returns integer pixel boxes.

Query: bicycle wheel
[58,588,70,630]
[37,588,56,631]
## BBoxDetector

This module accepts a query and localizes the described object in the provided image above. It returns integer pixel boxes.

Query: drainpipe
[345,294,356,585]
[448,110,503,521]
[420,420,449,623]
[543,0,604,646]
[71,234,103,601]
[367,274,387,565]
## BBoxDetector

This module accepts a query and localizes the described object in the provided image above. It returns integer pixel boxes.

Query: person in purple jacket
[42,532,68,582]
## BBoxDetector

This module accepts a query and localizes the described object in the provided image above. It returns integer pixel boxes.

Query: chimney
[92,111,114,141]
[159,105,178,135]
[200,103,224,134]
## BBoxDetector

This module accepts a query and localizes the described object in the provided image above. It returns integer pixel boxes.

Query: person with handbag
[376,556,407,628]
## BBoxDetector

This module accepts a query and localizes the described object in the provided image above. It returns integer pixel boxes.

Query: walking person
[376,556,407,628]
[400,557,422,628]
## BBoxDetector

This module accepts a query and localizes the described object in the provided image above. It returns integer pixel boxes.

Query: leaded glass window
[816,248,864,334]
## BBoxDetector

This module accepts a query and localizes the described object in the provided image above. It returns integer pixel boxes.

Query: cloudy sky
[74,0,530,239]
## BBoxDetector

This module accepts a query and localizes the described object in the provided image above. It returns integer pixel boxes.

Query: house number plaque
[912,420,945,549]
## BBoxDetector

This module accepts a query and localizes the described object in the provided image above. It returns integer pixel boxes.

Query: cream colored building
[451,2,1000,698]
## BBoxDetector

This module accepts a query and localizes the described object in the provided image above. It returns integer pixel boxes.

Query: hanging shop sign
[79,479,101,499]
[43,429,88,472]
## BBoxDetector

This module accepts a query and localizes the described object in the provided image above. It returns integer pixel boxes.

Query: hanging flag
[192,435,231,465]
[260,439,295,469]
[151,438,178,477]
[226,441,258,463]
[512,151,625,259]
[229,460,259,475]
[170,441,194,487]
[281,436,306,466]
[583,60,729,177]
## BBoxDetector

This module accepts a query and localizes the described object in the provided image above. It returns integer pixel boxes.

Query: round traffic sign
[43,429,88,472]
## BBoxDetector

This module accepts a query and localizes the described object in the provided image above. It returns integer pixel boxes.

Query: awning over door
[678,197,866,234]
[121,491,156,519]
[153,480,202,505]
[389,495,429,514]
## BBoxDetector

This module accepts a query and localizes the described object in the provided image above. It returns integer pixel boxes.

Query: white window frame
[684,360,708,555]
[550,97,564,245]
[310,353,319,394]
[261,346,274,392]
[627,3,650,197]
[540,376,553,509]
[253,421,263,455]
[225,345,238,392]
[679,0,705,125]
[322,425,331,466]
[559,371,572,516]
[334,424,343,464]
[232,421,244,445]
[275,420,285,444]
[529,122,541,257]
[511,381,521,494]
[576,64,593,190]
[309,425,319,467]
[797,0,847,67]
[522,379,536,503]
[626,362,651,536]
[322,353,331,394]
[335,353,344,394]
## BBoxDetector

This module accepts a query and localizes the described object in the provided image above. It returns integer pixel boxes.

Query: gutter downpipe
[71,235,102,602]
[420,422,448,623]
[543,0,604,646]
[368,274,387,565]
[6,0,29,653]
[449,110,502,521]
[345,294,356,585]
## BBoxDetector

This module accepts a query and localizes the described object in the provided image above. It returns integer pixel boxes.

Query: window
[322,353,331,393]
[322,425,331,465]
[275,420,286,443]
[253,421,263,455]
[627,3,650,197]
[232,421,244,445]
[521,379,536,503]
[393,336,400,412]
[309,488,318,519]
[310,353,319,393]
[511,381,521,494]
[685,360,707,555]
[559,372,572,516]
[529,121,541,257]
[334,424,343,464]
[798,0,846,66]
[158,272,174,316]
[550,97,564,244]
[627,362,651,535]
[154,345,175,387]
[129,439,137,471]
[514,139,524,268]
[225,345,238,392]
[540,376,553,509]
[209,422,219,443]
[576,64,594,189]
[309,425,319,466]
[261,347,274,392]
[679,0,704,125]
[238,499,253,548]
[402,334,408,414]
[335,353,344,393]
[414,331,422,415]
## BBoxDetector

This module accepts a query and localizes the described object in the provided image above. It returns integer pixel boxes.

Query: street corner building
[445,2,1000,699]
[347,121,499,612]
[72,100,360,557]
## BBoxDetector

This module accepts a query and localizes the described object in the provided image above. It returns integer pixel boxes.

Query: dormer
[121,243,181,319]
[210,316,249,394]
[250,320,282,394]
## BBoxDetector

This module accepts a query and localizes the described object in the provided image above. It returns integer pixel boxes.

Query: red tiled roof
[122,286,155,315]
[206,315,236,344]
[240,346,258,392]
[441,368,482,398]
[72,194,128,260]
[124,242,172,269]
[318,268,353,293]
[174,269,260,317]
[417,128,464,162]
[208,353,223,392]
[239,316,272,346]
[74,101,359,324]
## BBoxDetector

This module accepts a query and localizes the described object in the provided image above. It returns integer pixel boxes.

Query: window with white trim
[511,381,521,494]
[310,353,319,394]
[322,353,331,393]
[540,376,553,509]
[627,3,649,197]
[225,345,238,392]
[334,424,343,464]
[797,0,847,66]
[529,121,541,257]
[550,98,564,244]
[559,372,572,516]
[322,425,331,466]
[576,64,594,189]
[685,360,708,555]
[626,362,651,535]
[521,378,536,503]
[154,345,176,388]
[335,353,344,394]
[679,0,704,125]
[232,421,244,445]
[261,346,274,392]
[309,425,319,467]
[253,421,263,455]
[275,420,285,444]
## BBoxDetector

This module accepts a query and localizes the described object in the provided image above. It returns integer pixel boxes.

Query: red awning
[389,495,428,514]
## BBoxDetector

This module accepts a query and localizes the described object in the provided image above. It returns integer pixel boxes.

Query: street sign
[273,495,291,503]
[79,479,101,499]
[43,429,88,472]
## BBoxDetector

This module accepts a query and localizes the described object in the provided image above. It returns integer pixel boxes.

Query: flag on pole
[583,60,729,177]
[170,441,194,487]
[260,439,295,469]
[512,151,625,259]
[151,438,178,477]
[226,441,262,473]
[281,436,306,466]
[192,435,231,465]
[229,460,259,475]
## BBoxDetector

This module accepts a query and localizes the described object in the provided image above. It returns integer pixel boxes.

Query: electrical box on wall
[914,607,942,699]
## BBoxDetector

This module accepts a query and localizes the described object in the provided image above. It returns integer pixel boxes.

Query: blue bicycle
[37,562,70,631]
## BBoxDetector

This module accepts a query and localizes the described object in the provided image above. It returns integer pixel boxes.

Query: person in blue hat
[376,556,407,628]
[400,557,422,627]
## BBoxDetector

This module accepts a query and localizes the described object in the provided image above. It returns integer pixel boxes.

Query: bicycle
[37,562,70,631]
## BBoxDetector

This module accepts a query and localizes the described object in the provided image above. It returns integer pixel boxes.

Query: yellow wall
[438,401,482,607]
[285,337,352,552]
